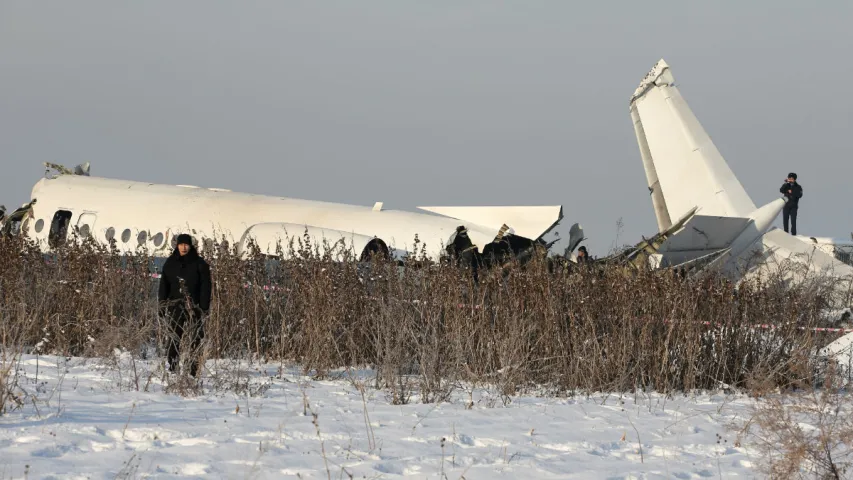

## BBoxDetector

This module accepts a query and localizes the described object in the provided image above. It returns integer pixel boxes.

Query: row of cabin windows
[37,210,173,249]
[17,209,229,253]
[37,209,228,253]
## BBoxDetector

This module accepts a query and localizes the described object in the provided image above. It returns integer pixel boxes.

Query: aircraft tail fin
[629,59,756,230]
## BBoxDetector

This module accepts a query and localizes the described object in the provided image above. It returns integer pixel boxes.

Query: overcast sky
[2,2,851,255]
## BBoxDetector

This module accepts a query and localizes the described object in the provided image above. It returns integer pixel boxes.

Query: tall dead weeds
[1,231,850,408]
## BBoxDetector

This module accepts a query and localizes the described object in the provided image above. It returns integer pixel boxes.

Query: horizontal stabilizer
[668,247,732,274]
[416,205,563,240]
[659,215,751,253]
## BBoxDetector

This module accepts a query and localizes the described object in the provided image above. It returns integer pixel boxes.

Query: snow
[1,355,761,479]
[821,331,853,379]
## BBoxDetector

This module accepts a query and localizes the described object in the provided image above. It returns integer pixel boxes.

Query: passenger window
[49,210,72,248]
[105,227,115,242]
[121,229,131,243]
[34,219,45,233]
[137,231,148,246]
[78,224,91,238]
[153,232,164,247]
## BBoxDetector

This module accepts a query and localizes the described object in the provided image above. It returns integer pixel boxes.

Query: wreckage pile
[1,232,849,398]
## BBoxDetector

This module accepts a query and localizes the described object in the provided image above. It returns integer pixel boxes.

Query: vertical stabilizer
[631,106,672,232]
[629,59,756,223]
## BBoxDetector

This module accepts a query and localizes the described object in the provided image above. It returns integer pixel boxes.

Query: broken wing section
[629,59,756,225]
[416,205,563,241]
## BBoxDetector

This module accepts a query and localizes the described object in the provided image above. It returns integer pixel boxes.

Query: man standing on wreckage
[780,172,803,235]
[158,233,212,377]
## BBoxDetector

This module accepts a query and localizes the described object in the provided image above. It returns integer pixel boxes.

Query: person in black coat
[158,233,212,376]
[779,172,803,235]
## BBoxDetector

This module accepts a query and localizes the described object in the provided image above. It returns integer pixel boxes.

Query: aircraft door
[48,210,72,248]
[76,212,97,240]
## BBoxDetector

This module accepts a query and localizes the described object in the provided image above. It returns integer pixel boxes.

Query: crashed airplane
[628,59,853,370]
[628,59,853,281]
[0,162,571,267]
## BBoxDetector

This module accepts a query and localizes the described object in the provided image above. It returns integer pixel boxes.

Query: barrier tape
[695,320,853,334]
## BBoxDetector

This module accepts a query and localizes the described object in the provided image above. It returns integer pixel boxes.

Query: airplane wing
[630,59,756,228]
[416,206,563,241]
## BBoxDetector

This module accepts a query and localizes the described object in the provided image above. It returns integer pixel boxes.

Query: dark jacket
[158,245,212,312]
[780,181,803,207]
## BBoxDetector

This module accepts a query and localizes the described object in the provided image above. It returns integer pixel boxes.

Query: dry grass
[1,230,851,412]
[735,364,853,479]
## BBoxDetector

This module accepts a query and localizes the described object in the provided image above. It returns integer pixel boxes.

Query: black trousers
[783,204,798,235]
[164,304,205,376]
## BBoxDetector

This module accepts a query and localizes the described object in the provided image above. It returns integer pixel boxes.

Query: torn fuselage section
[0,200,36,237]
[1,162,89,239]
[444,223,551,271]
[44,161,91,179]
[431,205,565,270]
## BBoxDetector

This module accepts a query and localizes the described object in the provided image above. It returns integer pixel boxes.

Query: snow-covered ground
[1,354,761,479]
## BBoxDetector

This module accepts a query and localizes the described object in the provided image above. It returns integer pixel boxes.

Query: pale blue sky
[2,2,851,254]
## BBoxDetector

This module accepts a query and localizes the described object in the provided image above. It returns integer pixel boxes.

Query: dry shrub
[0,333,25,416]
[1,230,851,405]
[1,234,46,414]
[737,366,853,479]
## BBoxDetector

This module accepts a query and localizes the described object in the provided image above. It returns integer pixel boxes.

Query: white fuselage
[794,236,853,266]
[22,174,545,260]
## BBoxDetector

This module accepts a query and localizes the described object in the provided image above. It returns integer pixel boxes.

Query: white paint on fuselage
[24,174,561,260]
